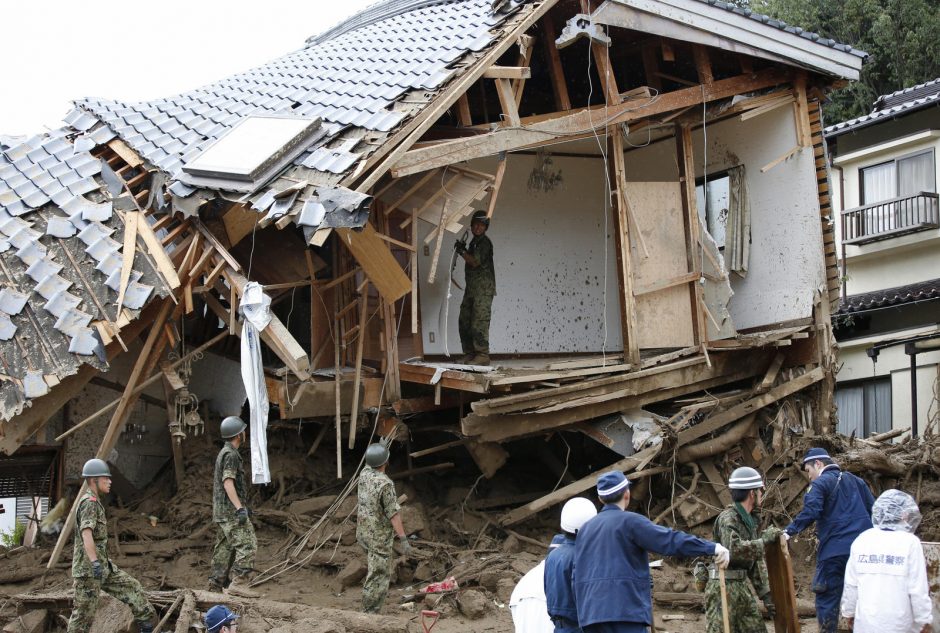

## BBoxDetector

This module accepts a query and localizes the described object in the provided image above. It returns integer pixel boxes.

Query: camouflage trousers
[67,567,155,633]
[458,291,493,354]
[360,542,393,614]
[704,578,765,633]
[209,519,257,588]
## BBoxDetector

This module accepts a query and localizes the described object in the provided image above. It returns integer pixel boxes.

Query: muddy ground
[0,428,845,633]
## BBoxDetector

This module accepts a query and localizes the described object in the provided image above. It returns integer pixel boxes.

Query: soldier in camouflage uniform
[209,416,258,597]
[456,209,496,366]
[356,442,410,613]
[705,467,782,633]
[67,459,155,633]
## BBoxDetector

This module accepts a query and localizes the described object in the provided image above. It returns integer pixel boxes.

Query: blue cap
[205,606,239,632]
[802,447,832,463]
[597,470,630,497]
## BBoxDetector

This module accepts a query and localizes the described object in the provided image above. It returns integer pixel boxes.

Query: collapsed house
[0,0,868,567]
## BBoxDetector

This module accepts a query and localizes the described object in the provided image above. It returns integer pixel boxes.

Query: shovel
[421,610,440,633]
[718,567,731,633]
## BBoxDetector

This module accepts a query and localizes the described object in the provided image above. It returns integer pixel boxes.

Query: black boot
[139,621,153,633]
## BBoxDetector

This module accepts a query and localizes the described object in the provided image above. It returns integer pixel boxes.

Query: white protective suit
[509,560,554,633]
[841,489,932,633]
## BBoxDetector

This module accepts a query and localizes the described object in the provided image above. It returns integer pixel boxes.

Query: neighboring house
[0,0,868,532]
[827,78,940,438]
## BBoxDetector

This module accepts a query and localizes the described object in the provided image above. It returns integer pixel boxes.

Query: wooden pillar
[541,16,571,111]
[608,133,641,366]
[675,124,708,346]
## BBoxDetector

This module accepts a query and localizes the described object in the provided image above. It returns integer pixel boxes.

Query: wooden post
[675,123,708,346]
[47,299,173,569]
[411,208,419,335]
[382,298,402,402]
[334,317,343,479]
[608,133,641,366]
[540,16,571,111]
[348,287,369,450]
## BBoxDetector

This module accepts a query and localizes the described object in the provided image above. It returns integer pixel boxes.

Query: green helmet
[365,443,390,468]
[220,416,247,439]
[470,209,490,228]
[81,458,111,478]
[728,466,764,490]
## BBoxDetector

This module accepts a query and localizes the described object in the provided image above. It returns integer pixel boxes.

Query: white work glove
[783,532,790,542]
[713,544,730,569]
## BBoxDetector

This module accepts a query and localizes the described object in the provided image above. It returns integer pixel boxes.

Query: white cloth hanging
[239,281,272,485]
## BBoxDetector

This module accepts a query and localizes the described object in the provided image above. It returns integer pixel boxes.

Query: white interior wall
[417,154,623,355]
[621,107,826,330]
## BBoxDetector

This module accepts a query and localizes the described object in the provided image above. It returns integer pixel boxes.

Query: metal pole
[906,343,918,438]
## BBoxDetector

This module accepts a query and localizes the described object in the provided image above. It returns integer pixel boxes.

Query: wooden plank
[115,210,139,316]
[609,133,640,365]
[698,457,731,506]
[761,146,801,173]
[499,445,661,526]
[47,299,173,569]
[334,318,343,479]
[107,138,143,168]
[634,271,701,297]
[485,155,508,219]
[411,207,419,334]
[765,535,802,633]
[540,16,571,111]
[393,68,792,176]
[194,220,241,271]
[348,289,369,449]
[792,72,812,148]
[676,124,707,346]
[493,78,521,127]
[692,45,713,85]
[456,94,472,127]
[677,366,825,446]
[426,197,451,285]
[137,215,182,289]
[756,352,785,393]
[483,66,531,79]
[512,35,535,107]
[336,224,411,302]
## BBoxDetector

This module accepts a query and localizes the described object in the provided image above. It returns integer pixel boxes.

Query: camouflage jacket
[356,465,400,554]
[71,490,109,578]
[712,504,771,598]
[464,234,495,296]
[213,442,246,523]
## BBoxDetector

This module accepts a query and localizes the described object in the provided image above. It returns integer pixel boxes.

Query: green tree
[751,0,940,123]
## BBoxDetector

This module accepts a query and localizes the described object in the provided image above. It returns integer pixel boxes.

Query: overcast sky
[0,0,377,136]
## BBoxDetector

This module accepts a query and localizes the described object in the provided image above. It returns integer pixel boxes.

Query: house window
[695,173,730,249]
[834,378,892,438]
[860,150,936,203]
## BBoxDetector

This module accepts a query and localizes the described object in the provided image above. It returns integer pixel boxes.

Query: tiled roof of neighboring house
[825,78,940,138]
[697,0,866,59]
[836,278,940,315]
[0,131,174,420]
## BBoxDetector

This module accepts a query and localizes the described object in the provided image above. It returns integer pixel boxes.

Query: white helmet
[560,497,597,533]
[728,466,764,490]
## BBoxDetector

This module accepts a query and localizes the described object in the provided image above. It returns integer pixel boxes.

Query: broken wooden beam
[499,445,661,526]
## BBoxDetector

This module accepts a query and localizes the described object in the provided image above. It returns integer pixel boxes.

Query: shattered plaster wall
[621,106,827,330]
[418,153,623,355]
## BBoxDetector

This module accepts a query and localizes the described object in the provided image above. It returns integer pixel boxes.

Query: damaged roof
[68,0,529,229]
[825,78,940,137]
[0,131,174,420]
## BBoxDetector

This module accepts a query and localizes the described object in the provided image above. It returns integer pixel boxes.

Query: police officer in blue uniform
[545,498,597,633]
[573,471,731,633]
[784,447,874,633]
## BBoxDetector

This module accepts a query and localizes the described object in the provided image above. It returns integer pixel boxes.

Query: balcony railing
[842,191,939,245]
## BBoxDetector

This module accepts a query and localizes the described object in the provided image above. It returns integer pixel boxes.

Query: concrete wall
[621,106,826,330]
[417,153,623,355]
[837,325,940,433]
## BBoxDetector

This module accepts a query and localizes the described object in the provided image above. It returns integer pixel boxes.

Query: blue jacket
[545,536,578,624]
[785,465,874,561]
[573,505,716,627]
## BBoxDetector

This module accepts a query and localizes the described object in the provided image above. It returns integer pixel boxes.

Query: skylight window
[181,115,322,191]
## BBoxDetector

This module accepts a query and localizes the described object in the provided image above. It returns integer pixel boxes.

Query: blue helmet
[205,606,239,632]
